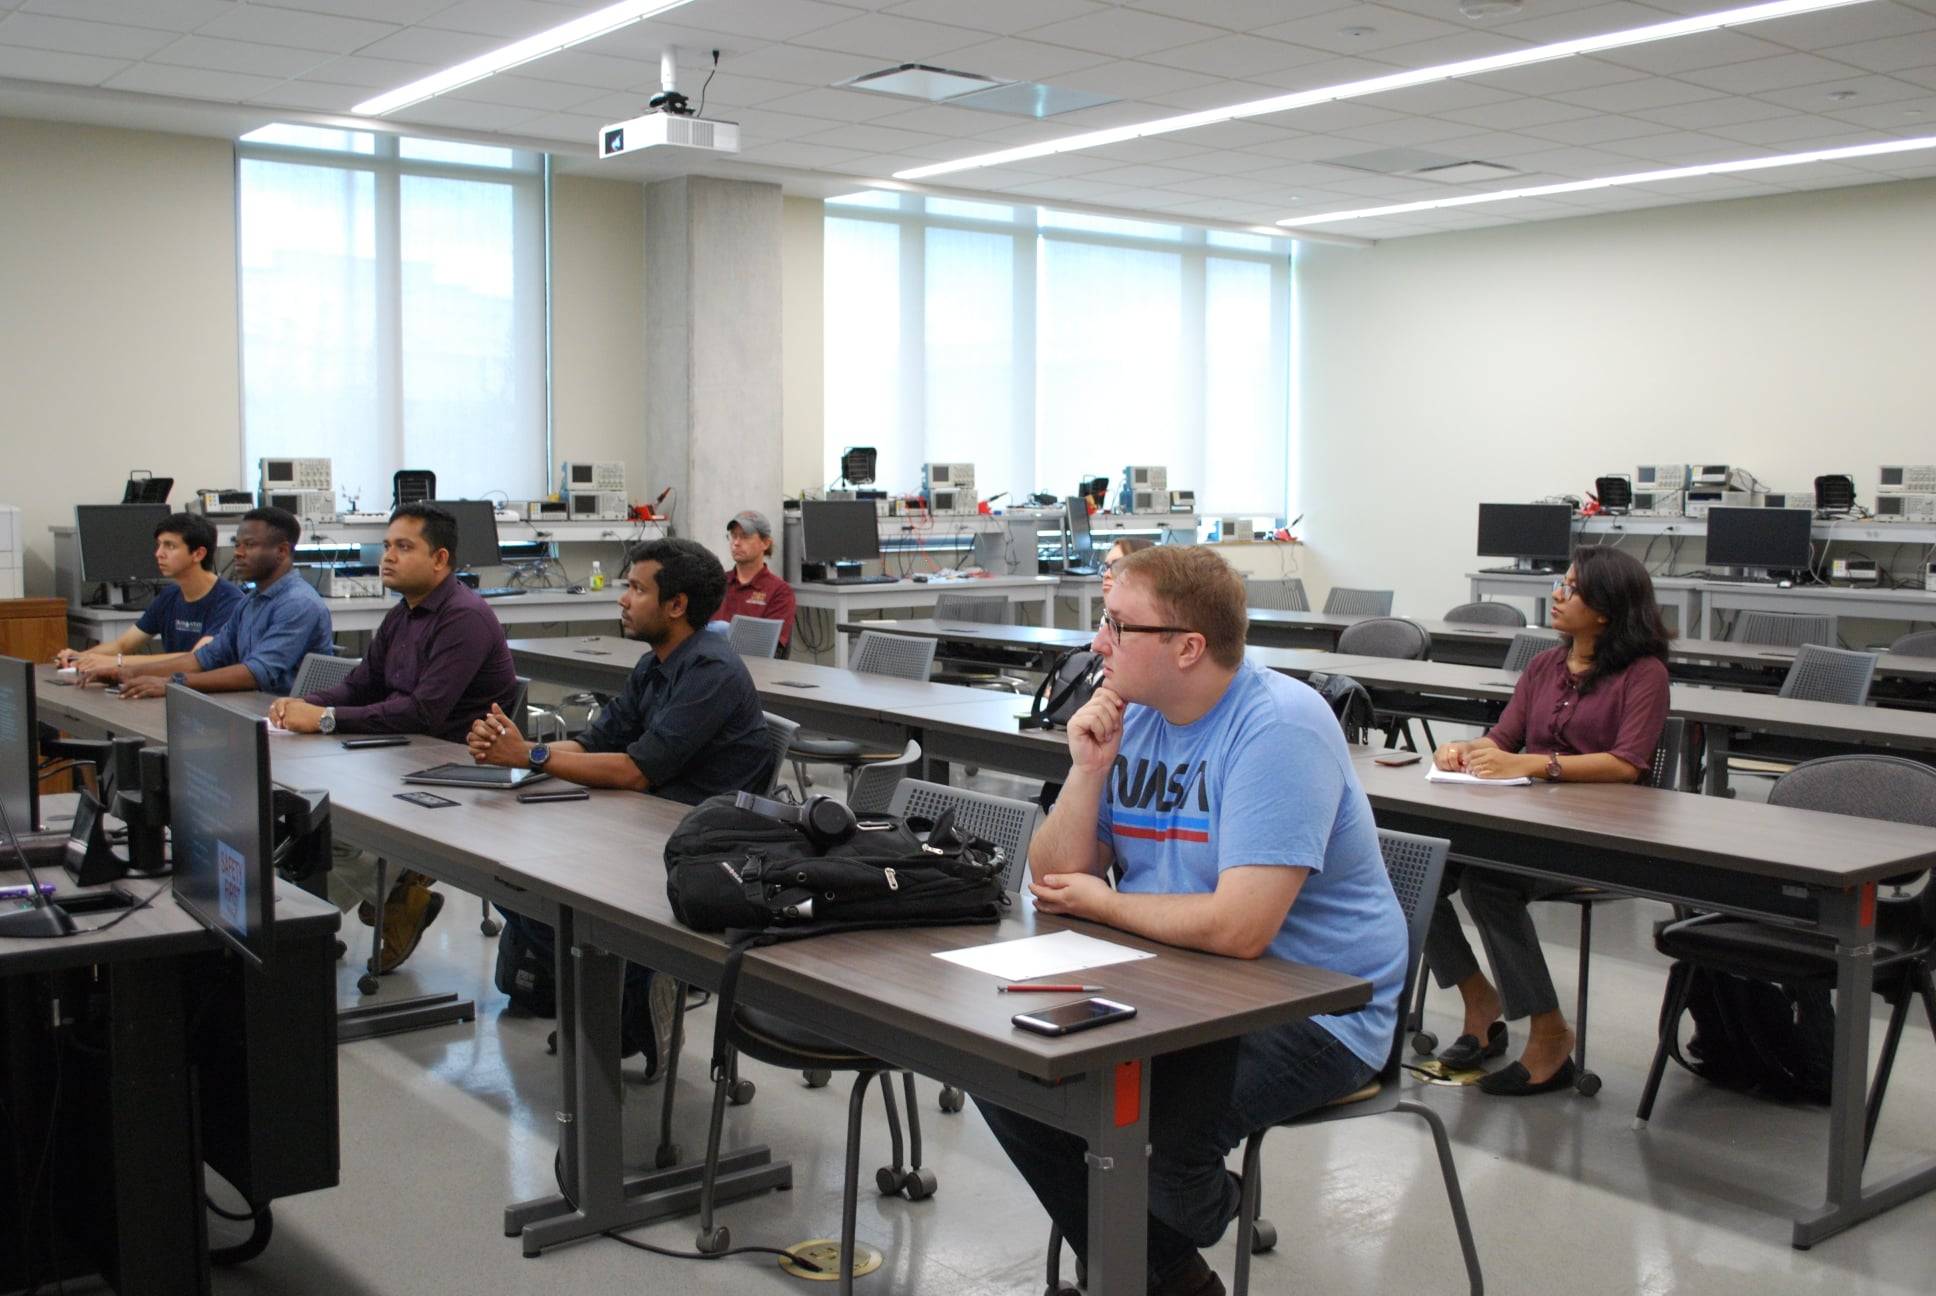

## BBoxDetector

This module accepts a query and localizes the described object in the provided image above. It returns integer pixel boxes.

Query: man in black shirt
[469,538,773,1075]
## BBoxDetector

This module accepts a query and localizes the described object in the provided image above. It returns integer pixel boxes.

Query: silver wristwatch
[318,707,337,735]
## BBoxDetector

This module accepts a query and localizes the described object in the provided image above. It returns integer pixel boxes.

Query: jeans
[976,1018,1375,1287]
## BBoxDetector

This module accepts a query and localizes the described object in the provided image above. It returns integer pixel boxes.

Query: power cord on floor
[601,1228,824,1271]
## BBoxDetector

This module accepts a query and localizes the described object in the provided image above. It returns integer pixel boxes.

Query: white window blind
[237,125,548,508]
[824,195,1293,514]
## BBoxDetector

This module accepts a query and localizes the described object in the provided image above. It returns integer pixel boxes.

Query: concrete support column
[644,176,783,562]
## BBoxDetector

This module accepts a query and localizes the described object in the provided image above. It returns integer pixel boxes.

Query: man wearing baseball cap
[714,509,797,653]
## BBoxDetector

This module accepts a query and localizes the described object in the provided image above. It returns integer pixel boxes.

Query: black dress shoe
[1477,1057,1578,1096]
[1436,1021,1508,1070]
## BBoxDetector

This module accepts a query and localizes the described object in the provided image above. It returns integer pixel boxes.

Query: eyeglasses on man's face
[1099,609,1192,642]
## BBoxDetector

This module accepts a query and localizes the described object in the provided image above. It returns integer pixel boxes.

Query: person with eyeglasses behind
[1099,536,1152,600]
[976,544,1407,1296]
[1427,546,1671,1096]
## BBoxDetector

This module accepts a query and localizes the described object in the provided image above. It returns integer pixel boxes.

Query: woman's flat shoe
[1435,1021,1508,1070]
[1477,1058,1579,1096]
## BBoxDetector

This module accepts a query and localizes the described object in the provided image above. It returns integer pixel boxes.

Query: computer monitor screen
[798,501,882,564]
[0,656,36,840]
[1475,504,1574,564]
[167,687,275,969]
[1064,497,1097,565]
[1705,507,1813,571]
[426,499,500,572]
[76,503,171,584]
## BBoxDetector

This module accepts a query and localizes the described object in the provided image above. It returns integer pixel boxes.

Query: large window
[824,196,1293,513]
[237,125,548,506]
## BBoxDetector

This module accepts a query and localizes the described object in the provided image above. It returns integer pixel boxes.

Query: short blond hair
[1117,545,1247,668]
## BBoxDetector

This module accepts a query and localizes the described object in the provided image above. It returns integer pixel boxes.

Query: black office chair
[1336,617,1434,751]
[290,651,358,697]
[787,631,937,791]
[1635,755,1936,1149]
[1887,629,1936,658]
[1708,646,1877,792]
[1324,587,1394,616]
[727,614,784,660]
[1443,601,1526,627]
[1729,610,1834,649]
[1251,577,1310,611]
[1044,830,1482,1296]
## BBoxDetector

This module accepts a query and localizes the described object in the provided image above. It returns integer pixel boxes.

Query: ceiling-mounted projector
[599,112,739,158]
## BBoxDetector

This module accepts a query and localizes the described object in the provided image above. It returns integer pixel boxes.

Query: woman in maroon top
[1426,546,1672,1096]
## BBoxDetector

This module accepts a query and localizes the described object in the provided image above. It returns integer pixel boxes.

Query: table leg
[1789,886,1936,1247]
[1702,726,1732,797]
[1082,1059,1151,1295]
[831,596,851,668]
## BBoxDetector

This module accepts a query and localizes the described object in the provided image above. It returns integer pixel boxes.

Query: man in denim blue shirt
[977,545,1406,1296]
[106,508,333,699]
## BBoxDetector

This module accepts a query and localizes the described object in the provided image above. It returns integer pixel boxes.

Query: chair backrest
[851,630,938,682]
[1888,629,1936,659]
[1442,601,1526,627]
[1247,578,1310,612]
[1323,587,1394,617]
[1645,716,1685,792]
[847,738,922,814]
[889,778,1043,892]
[1373,830,1451,1079]
[1503,630,1561,673]
[1768,755,1936,934]
[760,711,800,797]
[1336,617,1431,661]
[1778,644,1877,705]
[291,652,358,697]
[1730,610,1834,650]
[728,614,785,659]
[933,593,1011,625]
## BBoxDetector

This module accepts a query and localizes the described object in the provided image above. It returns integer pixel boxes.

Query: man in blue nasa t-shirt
[975,545,1407,1296]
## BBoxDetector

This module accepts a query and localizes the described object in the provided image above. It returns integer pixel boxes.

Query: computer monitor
[1475,503,1574,570]
[1064,496,1098,569]
[1705,507,1813,572]
[798,500,883,564]
[76,503,171,585]
[0,656,37,839]
[426,499,501,572]
[167,687,275,968]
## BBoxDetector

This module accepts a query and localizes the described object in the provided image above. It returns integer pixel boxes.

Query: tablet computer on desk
[402,764,550,790]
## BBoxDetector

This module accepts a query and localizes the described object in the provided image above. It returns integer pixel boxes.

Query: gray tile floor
[211,767,1936,1296]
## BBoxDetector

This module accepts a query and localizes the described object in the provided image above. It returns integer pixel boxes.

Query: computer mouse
[566,584,587,595]
[912,574,929,582]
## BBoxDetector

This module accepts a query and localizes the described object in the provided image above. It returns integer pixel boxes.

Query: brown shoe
[359,870,435,928]
[376,885,444,974]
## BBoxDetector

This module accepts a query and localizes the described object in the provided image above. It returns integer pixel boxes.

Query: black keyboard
[818,575,900,586]
[1062,565,1100,577]
[477,587,528,598]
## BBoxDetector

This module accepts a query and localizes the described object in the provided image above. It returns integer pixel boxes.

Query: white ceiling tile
[1499,144,1665,177]
[19,1,233,32]
[659,0,859,42]
[796,121,949,153]
[1241,160,1370,186]
[1359,78,1519,114]
[867,103,1025,136]
[105,61,289,102]
[1248,99,1409,132]
[1492,2,1665,43]
[1676,51,1862,94]
[352,25,501,67]
[1468,55,1648,97]
[1081,162,1204,187]
[558,19,755,64]
[1241,134,1386,163]
[1753,72,1931,110]
[1158,172,1283,198]
[1000,176,1133,201]
[420,1,601,41]
[194,5,399,54]
[789,12,991,61]
[1596,130,1769,162]
[1326,114,1489,146]
[1819,29,1936,74]
[1415,129,1566,159]
[1515,112,1676,145]
[1244,54,1404,91]
[0,12,178,59]
[572,89,660,118]
[1143,78,1286,110]
[1824,94,1936,127]
[723,107,831,140]
[1123,0,1353,32]
[707,43,881,84]
[1434,97,1601,130]
[1704,111,1881,144]
[1255,4,1468,56]
[1550,76,1726,112]
[693,71,806,106]
[1317,172,1448,197]
[1044,98,1172,128]
[526,49,657,91]
[1142,34,1334,79]
[1898,63,1936,90]
[1178,120,1308,149]
[450,73,603,110]
[1626,94,1798,129]
[256,0,450,21]
[735,140,873,167]
[1755,3,1936,52]
[1082,135,1213,162]
[760,85,920,121]
[884,0,1104,36]
[996,151,1125,176]
[1022,8,1226,59]
[1371,30,1538,70]
[1592,29,1791,76]
[387,96,544,131]
[0,43,125,84]
[1051,58,1223,98]
[300,53,437,89]
[246,79,373,112]
[150,35,335,78]
[513,111,610,143]
[937,36,1109,81]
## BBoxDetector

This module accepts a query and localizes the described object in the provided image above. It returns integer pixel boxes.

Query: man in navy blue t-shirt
[57,511,245,671]
[977,545,1407,1296]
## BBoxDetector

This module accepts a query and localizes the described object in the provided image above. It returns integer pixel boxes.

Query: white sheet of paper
[933,929,1155,981]
[1425,764,1532,787]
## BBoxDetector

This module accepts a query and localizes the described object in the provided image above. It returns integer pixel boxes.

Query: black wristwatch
[169,671,188,687]
[528,744,551,770]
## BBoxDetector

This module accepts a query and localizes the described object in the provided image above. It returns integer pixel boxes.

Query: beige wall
[0,118,242,594]
[1290,177,1936,622]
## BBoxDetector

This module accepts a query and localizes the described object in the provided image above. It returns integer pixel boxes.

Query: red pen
[999,984,1103,993]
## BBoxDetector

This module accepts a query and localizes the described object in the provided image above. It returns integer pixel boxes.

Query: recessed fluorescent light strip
[353,0,700,117]
[1275,135,1936,225]
[893,0,1878,181]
